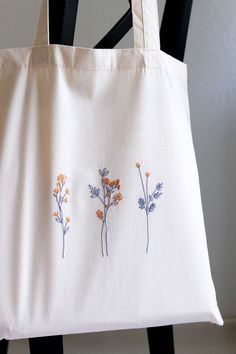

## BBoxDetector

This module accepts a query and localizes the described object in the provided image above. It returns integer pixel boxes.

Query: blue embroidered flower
[135,163,163,253]
[99,168,109,177]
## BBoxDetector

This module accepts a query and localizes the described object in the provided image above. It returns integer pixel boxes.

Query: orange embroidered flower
[113,192,123,205]
[57,174,67,183]
[53,211,59,217]
[66,217,72,223]
[109,179,119,187]
[145,171,151,177]
[53,187,60,194]
[96,210,104,219]
[135,162,141,168]
[115,179,121,189]
[103,177,110,185]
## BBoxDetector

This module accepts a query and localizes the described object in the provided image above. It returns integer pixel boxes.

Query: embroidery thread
[52,174,72,258]
[89,168,123,257]
[135,162,163,253]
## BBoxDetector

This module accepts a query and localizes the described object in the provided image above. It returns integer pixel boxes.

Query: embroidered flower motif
[66,188,71,195]
[52,174,72,258]
[89,168,123,257]
[57,174,67,183]
[135,162,163,253]
[96,210,104,219]
[53,187,60,194]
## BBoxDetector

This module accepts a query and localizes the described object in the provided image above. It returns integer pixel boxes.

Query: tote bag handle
[34,0,160,50]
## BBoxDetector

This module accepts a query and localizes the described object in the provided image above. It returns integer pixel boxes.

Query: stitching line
[140,0,146,48]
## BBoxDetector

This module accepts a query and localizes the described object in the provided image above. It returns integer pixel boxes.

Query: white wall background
[0,0,235,321]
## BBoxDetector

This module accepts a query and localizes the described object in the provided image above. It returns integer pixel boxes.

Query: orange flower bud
[108,180,115,186]
[113,192,123,204]
[66,188,71,195]
[115,179,121,189]
[96,210,104,219]
[145,171,151,177]
[103,177,110,185]
[66,217,72,223]
[135,162,141,168]
[57,174,67,183]
[53,211,59,217]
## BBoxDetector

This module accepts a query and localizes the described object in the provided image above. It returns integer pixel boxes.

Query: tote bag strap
[132,0,160,50]
[34,0,160,50]
[34,0,49,46]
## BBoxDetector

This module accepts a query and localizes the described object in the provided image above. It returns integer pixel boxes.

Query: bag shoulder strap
[132,0,160,50]
[34,0,49,47]
[34,0,160,50]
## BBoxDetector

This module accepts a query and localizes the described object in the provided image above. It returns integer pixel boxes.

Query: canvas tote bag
[0,0,223,340]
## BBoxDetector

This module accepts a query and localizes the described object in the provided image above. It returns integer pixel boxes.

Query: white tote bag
[0,0,223,340]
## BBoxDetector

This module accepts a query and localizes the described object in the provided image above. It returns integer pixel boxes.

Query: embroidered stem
[145,175,150,253]
[62,233,65,258]
[135,163,163,253]
[146,213,150,253]
[104,198,112,257]
[104,194,112,256]
[138,166,147,203]
[56,191,66,258]
[101,219,105,257]
[104,214,109,256]
[102,179,106,257]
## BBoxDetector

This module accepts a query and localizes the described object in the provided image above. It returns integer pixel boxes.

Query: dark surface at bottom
[29,335,64,354]
[147,326,175,354]
[0,339,9,354]
[1,327,175,354]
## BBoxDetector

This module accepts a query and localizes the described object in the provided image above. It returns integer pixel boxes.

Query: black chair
[0,1,193,353]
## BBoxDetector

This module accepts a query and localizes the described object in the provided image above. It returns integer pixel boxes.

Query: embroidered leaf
[105,185,116,195]
[149,203,156,213]
[149,194,153,202]
[153,183,163,199]
[138,197,145,209]
[89,185,100,198]
[154,191,162,199]
[156,183,163,191]
[99,168,109,177]
[105,185,112,193]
